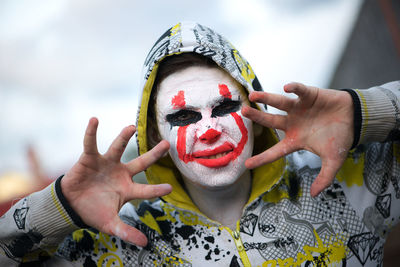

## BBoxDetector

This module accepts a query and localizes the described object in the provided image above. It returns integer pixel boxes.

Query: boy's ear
[253,122,263,137]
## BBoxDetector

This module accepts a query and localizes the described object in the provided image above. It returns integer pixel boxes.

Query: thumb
[109,217,148,247]
[310,161,340,197]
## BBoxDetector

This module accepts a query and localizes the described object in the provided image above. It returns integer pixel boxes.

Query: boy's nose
[199,129,221,144]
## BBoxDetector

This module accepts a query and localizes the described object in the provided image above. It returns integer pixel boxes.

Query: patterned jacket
[1,22,400,266]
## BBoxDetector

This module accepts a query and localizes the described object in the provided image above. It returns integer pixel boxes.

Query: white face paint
[155,66,254,189]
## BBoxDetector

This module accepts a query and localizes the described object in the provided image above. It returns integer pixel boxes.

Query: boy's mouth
[192,142,234,158]
[191,142,235,168]
[198,151,232,159]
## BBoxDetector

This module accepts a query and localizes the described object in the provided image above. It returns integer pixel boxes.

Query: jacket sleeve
[339,81,400,237]
[0,176,84,264]
[344,81,400,147]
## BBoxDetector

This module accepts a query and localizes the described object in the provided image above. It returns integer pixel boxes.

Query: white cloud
[0,0,67,41]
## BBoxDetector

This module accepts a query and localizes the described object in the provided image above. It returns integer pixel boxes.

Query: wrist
[57,175,88,228]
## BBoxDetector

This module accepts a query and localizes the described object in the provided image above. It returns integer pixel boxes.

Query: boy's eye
[211,99,241,117]
[166,110,202,127]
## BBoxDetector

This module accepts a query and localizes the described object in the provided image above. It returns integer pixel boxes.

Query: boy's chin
[186,176,241,190]
[180,164,246,189]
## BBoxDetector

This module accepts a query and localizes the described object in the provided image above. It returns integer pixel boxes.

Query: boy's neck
[183,170,252,230]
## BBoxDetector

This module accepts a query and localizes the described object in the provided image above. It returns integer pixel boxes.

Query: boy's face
[155,66,254,189]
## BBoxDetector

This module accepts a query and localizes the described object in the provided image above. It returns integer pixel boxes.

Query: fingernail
[136,236,148,247]
[310,189,320,198]
[125,237,147,248]
[244,159,254,169]
[158,184,172,192]
[248,92,257,101]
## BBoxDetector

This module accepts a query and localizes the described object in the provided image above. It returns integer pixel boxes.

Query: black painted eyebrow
[211,98,241,118]
[166,109,202,127]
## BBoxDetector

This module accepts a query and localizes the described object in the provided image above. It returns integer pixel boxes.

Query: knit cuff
[27,176,87,244]
[345,84,400,146]
[342,89,361,149]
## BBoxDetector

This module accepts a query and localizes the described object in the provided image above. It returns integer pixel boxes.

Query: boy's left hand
[242,82,354,197]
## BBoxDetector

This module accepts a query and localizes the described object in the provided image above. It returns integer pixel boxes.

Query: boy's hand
[242,82,354,197]
[61,118,172,246]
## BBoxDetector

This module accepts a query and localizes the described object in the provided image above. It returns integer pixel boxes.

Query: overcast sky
[0,0,363,178]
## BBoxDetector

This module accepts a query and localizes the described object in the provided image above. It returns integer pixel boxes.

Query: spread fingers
[104,125,136,162]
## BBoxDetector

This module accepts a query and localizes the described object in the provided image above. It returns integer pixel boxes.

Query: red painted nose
[199,129,222,144]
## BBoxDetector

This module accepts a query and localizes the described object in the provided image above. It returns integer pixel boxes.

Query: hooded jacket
[1,22,400,267]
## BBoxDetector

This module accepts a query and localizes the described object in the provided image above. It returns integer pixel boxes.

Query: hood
[136,22,285,214]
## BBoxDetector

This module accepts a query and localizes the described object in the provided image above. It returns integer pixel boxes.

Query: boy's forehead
[156,66,246,109]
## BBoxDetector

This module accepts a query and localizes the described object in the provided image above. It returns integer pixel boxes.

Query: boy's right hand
[61,117,172,247]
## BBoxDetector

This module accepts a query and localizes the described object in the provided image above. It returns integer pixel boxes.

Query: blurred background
[0,0,399,264]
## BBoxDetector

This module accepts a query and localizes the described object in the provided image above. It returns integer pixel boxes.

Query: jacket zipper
[230,229,251,267]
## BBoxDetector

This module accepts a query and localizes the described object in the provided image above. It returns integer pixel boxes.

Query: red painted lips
[192,142,235,168]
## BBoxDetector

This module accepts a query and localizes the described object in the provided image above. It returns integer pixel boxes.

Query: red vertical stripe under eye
[231,112,248,159]
[177,125,190,163]
[218,83,248,160]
